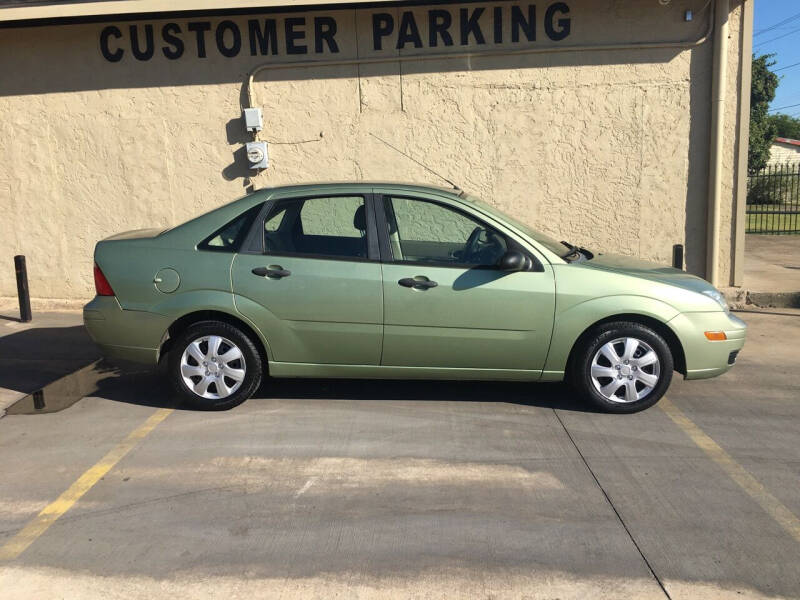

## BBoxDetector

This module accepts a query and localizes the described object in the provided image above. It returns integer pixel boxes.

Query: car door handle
[398,277,438,289]
[252,266,291,279]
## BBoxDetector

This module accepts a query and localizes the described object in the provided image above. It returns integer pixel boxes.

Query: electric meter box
[246,141,268,170]
[243,108,263,132]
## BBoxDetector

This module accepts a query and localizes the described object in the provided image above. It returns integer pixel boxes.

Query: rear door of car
[231,188,384,365]
[374,188,556,372]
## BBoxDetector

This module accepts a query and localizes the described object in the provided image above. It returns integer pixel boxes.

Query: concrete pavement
[0,311,798,599]
[742,235,800,308]
[0,311,98,416]
[745,235,800,293]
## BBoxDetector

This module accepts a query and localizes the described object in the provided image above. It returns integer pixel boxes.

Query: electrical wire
[774,60,800,73]
[262,136,322,145]
[769,102,800,113]
[754,10,800,37]
[754,24,800,49]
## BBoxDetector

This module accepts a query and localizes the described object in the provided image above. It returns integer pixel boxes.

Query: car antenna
[369,133,460,190]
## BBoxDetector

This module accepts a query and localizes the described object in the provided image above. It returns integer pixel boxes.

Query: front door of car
[376,193,555,371]
[231,193,384,365]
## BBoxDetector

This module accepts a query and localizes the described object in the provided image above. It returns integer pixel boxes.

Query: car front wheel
[570,322,674,414]
[168,320,262,410]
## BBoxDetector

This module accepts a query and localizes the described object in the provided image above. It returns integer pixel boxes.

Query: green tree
[767,112,800,140]
[749,54,779,173]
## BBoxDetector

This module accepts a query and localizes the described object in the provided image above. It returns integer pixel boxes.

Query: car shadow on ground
[262,377,596,412]
[90,364,599,413]
[7,358,600,415]
[0,325,99,394]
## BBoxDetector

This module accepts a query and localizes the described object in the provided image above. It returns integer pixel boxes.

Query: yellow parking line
[0,408,173,561]
[660,397,800,544]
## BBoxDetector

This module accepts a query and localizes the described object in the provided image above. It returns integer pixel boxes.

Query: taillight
[94,263,115,296]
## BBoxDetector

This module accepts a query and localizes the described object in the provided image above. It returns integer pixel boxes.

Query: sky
[754,0,800,118]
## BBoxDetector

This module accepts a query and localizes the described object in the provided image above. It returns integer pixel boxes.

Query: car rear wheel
[168,320,262,410]
[570,322,673,414]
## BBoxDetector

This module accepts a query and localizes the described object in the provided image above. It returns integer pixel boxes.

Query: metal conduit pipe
[732,0,754,287]
[245,16,715,109]
[706,0,730,287]
[243,12,719,258]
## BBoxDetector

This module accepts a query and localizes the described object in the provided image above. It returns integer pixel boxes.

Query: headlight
[702,289,729,312]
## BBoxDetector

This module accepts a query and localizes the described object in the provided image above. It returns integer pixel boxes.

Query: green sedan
[84,183,746,413]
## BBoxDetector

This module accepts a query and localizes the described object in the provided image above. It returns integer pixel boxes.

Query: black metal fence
[746,163,800,234]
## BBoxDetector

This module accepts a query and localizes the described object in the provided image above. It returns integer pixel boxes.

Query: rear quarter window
[199,204,262,252]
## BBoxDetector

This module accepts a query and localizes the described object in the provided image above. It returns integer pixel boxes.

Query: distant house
[768,138,800,165]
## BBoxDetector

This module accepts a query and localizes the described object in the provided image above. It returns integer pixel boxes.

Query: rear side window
[300,197,363,238]
[263,196,368,259]
[199,204,262,252]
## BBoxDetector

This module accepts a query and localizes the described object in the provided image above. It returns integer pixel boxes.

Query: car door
[231,191,384,365]
[376,191,555,371]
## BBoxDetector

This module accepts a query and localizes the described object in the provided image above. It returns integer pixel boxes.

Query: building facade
[768,138,800,166]
[0,0,753,305]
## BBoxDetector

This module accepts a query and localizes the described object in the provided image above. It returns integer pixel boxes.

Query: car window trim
[364,193,381,260]
[372,193,394,262]
[374,193,542,272]
[240,193,380,261]
[239,199,271,254]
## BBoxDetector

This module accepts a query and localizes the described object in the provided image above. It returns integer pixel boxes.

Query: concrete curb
[722,288,800,310]
[0,298,85,313]
[0,389,27,420]
[747,291,800,309]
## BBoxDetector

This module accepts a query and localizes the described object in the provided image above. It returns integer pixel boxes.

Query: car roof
[258,181,464,198]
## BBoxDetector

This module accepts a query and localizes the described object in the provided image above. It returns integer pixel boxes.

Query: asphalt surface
[0,310,798,599]
[0,311,97,414]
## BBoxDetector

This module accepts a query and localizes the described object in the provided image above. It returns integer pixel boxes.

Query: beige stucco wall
[0,0,747,304]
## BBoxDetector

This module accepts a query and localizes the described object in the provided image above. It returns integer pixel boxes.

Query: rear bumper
[83,296,169,365]
[668,311,747,380]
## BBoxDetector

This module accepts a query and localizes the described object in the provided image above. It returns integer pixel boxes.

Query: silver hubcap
[590,337,661,403]
[180,335,246,400]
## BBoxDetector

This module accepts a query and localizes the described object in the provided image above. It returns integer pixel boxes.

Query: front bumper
[668,311,747,380]
[83,296,170,365]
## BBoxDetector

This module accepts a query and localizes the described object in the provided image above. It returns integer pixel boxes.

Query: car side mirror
[498,250,528,272]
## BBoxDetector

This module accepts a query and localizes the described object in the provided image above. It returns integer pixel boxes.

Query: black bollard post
[672,244,684,271]
[14,255,32,323]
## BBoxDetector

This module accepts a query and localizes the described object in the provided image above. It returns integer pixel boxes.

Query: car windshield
[462,193,576,259]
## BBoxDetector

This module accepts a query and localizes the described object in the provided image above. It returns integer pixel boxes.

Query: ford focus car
[83,183,746,413]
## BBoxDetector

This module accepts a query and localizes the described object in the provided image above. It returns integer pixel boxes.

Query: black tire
[569,321,674,414]
[168,320,263,410]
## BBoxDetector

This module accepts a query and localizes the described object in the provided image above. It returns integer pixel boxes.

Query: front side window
[463,193,571,258]
[263,196,368,259]
[384,197,507,267]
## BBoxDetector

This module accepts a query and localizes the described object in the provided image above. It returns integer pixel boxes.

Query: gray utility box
[243,108,263,132]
